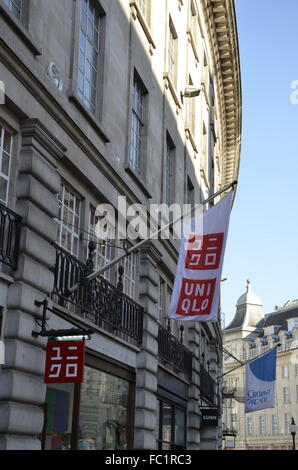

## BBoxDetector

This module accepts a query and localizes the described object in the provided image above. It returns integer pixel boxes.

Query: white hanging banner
[168,191,233,322]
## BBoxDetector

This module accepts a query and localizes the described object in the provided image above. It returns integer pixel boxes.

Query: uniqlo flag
[245,348,277,413]
[44,340,85,383]
[168,191,232,322]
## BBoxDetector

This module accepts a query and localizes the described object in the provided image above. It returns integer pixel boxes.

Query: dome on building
[236,279,263,307]
[225,279,264,331]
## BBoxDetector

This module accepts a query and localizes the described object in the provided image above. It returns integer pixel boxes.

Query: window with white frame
[3,0,22,20]
[285,413,291,433]
[165,134,175,205]
[247,417,253,435]
[57,184,81,257]
[77,0,100,113]
[259,415,266,435]
[282,364,289,378]
[118,241,137,299]
[272,415,279,435]
[168,18,178,87]
[89,206,112,280]
[130,74,146,174]
[243,346,249,361]
[0,125,12,205]
[283,386,289,403]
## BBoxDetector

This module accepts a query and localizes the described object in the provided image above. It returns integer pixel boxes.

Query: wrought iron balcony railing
[51,243,144,345]
[0,202,22,270]
[158,323,193,380]
[199,363,216,404]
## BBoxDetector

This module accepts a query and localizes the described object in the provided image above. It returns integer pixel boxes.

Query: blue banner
[245,348,277,413]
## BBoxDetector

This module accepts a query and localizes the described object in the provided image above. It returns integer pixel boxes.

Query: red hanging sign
[44,340,85,383]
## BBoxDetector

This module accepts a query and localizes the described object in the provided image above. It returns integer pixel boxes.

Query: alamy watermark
[93,196,204,243]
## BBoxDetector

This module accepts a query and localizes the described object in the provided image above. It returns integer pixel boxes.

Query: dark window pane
[175,408,185,446]
[162,403,172,443]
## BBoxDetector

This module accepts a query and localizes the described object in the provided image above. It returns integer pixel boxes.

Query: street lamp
[289,417,297,450]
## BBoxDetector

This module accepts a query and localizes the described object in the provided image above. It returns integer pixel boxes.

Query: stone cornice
[139,241,163,267]
[20,118,67,161]
[202,0,242,189]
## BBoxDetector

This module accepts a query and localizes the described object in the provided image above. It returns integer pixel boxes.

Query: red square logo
[176,278,216,316]
[185,233,224,270]
[44,341,85,383]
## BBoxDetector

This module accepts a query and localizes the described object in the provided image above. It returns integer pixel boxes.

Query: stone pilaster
[200,340,221,450]
[0,119,63,450]
[134,243,161,450]
[187,324,200,449]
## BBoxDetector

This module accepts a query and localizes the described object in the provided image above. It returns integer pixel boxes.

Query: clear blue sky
[221,0,298,326]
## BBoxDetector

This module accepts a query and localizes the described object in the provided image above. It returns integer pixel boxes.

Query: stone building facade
[223,281,298,450]
[0,0,241,450]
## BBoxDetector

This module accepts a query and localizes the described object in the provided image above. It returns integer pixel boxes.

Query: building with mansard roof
[223,281,298,450]
[0,0,241,450]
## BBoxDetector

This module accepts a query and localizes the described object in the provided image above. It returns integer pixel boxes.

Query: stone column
[187,324,201,449]
[134,243,161,450]
[0,119,64,450]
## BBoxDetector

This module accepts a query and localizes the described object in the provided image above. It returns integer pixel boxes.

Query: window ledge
[163,73,182,114]
[187,30,199,65]
[68,90,110,144]
[0,3,41,56]
[0,270,14,285]
[185,127,198,154]
[130,2,156,56]
[124,163,152,199]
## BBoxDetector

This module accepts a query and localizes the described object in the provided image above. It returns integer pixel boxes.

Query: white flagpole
[217,343,280,380]
[67,180,237,294]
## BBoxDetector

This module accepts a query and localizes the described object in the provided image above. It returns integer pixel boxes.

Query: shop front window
[44,383,75,450]
[43,364,132,450]
[158,400,186,450]
[78,366,130,450]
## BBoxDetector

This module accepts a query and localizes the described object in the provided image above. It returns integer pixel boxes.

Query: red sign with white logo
[185,233,224,270]
[169,192,232,322]
[176,278,216,316]
[44,341,85,383]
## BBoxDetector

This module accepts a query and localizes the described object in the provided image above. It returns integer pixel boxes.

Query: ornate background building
[223,281,298,450]
[0,0,241,450]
